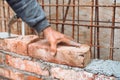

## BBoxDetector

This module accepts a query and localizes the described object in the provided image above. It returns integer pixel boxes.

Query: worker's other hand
[43,26,81,56]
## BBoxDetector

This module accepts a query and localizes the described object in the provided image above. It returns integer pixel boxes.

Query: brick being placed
[28,39,90,68]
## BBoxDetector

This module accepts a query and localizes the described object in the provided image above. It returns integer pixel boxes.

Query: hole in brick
[79,54,84,57]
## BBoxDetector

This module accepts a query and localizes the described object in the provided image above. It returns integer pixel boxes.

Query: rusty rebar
[48,18,120,24]
[3,1,6,32]
[90,0,94,58]
[110,0,116,60]
[40,4,120,7]
[95,0,100,59]
[77,0,80,42]
[41,0,44,10]
[56,0,59,31]
[49,21,120,29]
[49,0,51,23]
[41,0,44,37]
[62,0,65,33]
[89,44,119,49]
[72,0,75,39]
[93,1,96,58]
[61,0,71,33]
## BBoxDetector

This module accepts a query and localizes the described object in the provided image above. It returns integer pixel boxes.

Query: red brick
[4,35,39,55]
[0,52,4,64]
[6,55,49,76]
[0,39,5,50]
[28,40,90,67]
[0,67,24,80]
[0,53,2,64]
[51,67,94,80]
[25,76,43,80]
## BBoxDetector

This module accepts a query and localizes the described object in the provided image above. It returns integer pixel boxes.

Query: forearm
[6,0,50,33]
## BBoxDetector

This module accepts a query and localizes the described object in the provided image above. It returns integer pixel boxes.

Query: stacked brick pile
[0,35,115,80]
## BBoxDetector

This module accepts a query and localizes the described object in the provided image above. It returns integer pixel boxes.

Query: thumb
[50,41,57,56]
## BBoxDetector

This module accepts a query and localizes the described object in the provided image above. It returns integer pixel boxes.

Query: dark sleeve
[6,0,50,33]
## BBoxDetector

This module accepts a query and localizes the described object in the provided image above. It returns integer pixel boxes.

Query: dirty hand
[43,26,81,56]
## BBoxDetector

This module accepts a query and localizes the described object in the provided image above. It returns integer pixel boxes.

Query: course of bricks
[0,35,116,80]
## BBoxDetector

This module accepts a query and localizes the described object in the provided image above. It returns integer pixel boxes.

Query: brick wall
[0,35,115,80]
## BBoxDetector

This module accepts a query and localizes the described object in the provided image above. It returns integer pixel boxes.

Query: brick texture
[28,40,90,67]
[51,67,94,80]
[0,52,4,64]
[4,35,39,55]
[0,68,24,80]
[0,35,116,80]
[0,67,43,80]
[0,39,4,50]
[6,55,49,76]
[0,53,2,64]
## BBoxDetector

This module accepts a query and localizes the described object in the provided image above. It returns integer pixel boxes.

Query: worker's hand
[43,26,81,56]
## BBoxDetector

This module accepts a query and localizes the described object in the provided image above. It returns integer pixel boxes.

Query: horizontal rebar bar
[38,4,120,7]
[49,21,120,29]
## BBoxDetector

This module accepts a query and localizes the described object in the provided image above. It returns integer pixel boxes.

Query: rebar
[61,0,71,33]
[110,0,116,60]
[56,0,59,31]
[90,0,94,58]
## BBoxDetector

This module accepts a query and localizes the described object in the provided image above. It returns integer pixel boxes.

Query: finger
[61,37,81,47]
[50,41,57,56]
[61,38,90,52]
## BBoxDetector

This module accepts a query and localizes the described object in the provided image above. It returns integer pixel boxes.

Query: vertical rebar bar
[110,0,116,60]
[3,1,6,32]
[96,0,100,59]
[94,0,100,58]
[49,0,51,23]
[77,0,80,42]
[41,0,44,37]
[56,0,59,31]
[61,0,71,33]
[42,0,44,10]
[62,0,65,33]
[72,0,75,39]
[8,2,11,34]
[90,0,94,58]
[93,1,96,58]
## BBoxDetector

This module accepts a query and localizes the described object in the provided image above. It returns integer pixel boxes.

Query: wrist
[43,26,52,34]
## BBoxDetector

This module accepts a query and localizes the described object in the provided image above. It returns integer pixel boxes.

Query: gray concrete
[85,59,120,78]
